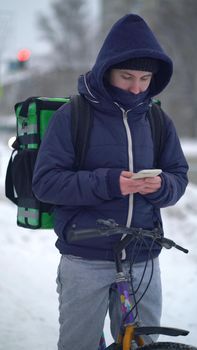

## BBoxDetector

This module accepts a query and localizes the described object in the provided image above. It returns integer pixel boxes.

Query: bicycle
[67,219,197,350]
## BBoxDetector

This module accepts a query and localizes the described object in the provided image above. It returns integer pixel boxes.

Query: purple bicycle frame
[98,272,135,350]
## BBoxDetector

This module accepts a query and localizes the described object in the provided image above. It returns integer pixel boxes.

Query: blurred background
[0,1,197,349]
[0,0,197,182]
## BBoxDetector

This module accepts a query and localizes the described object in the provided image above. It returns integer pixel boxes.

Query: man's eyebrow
[120,70,152,77]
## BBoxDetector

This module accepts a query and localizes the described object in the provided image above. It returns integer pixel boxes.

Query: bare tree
[139,0,197,137]
[37,0,97,69]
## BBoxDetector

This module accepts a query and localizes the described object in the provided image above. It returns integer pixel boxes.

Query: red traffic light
[17,49,31,62]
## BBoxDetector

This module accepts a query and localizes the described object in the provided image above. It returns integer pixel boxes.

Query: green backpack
[5,96,165,230]
[5,95,92,229]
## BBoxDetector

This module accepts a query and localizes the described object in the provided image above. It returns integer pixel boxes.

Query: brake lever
[96,218,118,228]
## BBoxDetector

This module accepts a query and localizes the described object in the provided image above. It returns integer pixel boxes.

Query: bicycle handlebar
[67,219,188,254]
[67,227,112,241]
[67,220,160,241]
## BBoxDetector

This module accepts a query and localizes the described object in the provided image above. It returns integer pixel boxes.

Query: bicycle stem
[113,235,135,273]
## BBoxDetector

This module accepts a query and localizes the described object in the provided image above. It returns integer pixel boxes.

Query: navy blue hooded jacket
[32,14,188,262]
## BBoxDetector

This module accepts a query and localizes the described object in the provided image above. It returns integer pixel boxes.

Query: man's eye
[121,75,132,80]
[141,76,152,81]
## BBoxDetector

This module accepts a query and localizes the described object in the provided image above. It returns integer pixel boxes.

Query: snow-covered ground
[0,138,197,349]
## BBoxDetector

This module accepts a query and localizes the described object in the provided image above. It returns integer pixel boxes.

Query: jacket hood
[88,14,173,98]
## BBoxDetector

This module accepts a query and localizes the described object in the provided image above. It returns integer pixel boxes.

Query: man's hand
[119,171,161,196]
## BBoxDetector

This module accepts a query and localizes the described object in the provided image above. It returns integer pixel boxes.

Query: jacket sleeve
[144,113,189,208]
[32,104,123,206]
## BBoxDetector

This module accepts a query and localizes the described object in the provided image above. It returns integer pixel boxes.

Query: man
[32,14,188,350]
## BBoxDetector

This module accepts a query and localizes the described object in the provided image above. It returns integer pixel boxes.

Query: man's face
[109,69,152,94]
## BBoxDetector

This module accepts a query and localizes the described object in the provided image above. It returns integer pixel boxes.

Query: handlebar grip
[160,237,189,254]
[67,228,103,242]
[175,244,189,254]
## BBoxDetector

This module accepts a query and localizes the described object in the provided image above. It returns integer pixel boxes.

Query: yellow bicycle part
[122,325,145,349]
[123,325,135,350]
[135,335,145,347]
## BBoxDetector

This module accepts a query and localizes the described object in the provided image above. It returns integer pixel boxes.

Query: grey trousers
[56,255,162,350]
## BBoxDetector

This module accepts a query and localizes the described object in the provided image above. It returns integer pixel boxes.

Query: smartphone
[132,169,162,179]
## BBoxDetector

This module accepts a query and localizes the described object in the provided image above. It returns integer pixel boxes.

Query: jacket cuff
[107,169,124,198]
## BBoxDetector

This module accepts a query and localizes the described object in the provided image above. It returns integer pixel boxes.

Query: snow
[0,139,197,349]
[181,139,197,157]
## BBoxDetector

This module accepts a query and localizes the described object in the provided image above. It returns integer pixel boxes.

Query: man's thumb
[121,171,132,178]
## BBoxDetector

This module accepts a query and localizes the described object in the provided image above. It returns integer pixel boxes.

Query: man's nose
[129,81,141,94]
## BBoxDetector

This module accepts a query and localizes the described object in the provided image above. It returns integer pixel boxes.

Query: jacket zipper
[122,109,134,226]
[119,107,134,260]
[114,101,145,259]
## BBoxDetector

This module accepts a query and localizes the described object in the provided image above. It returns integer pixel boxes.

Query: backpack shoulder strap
[70,94,92,169]
[5,150,18,204]
[147,101,166,166]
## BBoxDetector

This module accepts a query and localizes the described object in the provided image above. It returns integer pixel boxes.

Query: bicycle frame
[67,221,189,350]
[97,234,145,350]
[96,233,188,350]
